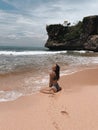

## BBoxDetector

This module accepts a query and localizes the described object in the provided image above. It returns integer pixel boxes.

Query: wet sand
[0,67,98,130]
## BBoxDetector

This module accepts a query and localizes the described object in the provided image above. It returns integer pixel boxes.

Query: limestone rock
[45,15,98,51]
[84,35,98,51]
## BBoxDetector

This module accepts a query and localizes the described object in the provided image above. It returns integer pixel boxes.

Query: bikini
[52,83,60,92]
[49,71,61,92]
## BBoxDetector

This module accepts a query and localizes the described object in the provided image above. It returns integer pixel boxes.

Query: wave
[0,50,68,56]
[0,50,90,56]
[0,90,23,102]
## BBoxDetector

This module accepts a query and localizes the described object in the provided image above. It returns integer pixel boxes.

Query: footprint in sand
[60,110,69,116]
[52,121,60,130]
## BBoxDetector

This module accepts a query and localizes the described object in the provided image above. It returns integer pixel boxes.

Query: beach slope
[0,67,98,130]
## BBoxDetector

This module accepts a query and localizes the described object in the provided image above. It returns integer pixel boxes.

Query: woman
[49,64,61,92]
[40,64,61,94]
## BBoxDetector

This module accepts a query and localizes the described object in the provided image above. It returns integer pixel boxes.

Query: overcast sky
[0,0,98,47]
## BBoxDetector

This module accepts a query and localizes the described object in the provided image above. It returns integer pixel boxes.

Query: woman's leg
[40,87,56,94]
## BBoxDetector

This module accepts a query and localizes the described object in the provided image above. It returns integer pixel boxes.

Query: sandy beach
[0,67,98,130]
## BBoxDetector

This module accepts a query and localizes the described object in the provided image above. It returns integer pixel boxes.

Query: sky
[0,0,98,47]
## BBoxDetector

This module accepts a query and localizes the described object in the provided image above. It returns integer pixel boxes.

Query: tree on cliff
[63,20,71,26]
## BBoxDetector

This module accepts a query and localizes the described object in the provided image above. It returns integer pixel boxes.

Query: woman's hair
[55,64,60,80]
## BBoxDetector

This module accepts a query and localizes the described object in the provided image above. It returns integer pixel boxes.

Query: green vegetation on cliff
[64,21,83,41]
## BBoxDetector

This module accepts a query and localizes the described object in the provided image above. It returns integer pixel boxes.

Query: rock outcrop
[45,15,98,51]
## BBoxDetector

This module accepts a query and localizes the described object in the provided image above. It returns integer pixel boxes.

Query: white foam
[23,75,48,93]
[0,50,67,56]
[74,50,87,53]
[0,90,23,102]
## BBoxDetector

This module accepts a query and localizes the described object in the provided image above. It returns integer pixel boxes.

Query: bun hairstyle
[55,64,60,80]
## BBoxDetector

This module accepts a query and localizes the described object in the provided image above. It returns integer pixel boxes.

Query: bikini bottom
[52,83,61,92]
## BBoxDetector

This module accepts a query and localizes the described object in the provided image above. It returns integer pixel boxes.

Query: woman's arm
[49,72,54,87]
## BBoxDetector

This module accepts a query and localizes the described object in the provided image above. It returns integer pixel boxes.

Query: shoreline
[0,64,98,101]
[0,66,98,129]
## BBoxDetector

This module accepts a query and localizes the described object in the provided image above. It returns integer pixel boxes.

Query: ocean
[0,45,98,102]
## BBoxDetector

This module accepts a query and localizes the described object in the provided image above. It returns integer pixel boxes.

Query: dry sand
[0,67,98,130]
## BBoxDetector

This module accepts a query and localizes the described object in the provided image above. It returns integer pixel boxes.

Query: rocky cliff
[45,15,98,51]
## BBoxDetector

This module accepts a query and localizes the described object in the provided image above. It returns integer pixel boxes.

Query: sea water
[0,45,98,102]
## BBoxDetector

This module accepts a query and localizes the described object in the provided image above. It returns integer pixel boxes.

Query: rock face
[84,35,98,51]
[45,15,98,51]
